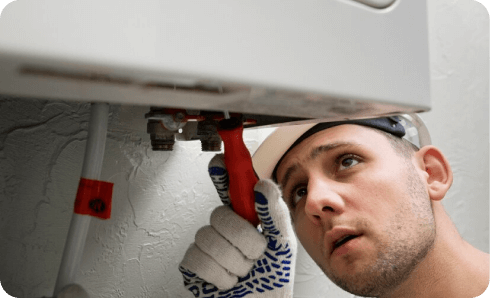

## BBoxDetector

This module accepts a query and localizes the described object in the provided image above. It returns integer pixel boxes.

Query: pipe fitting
[197,118,222,152]
[147,119,176,151]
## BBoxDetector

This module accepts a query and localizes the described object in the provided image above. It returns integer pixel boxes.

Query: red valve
[217,117,260,227]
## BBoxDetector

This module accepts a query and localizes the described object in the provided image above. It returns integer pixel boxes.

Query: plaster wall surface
[0,0,488,297]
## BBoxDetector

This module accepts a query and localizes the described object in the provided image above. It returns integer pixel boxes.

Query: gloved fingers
[254,179,296,240]
[253,179,297,291]
[179,243,238,290]
[208,154,231,206]
[195,225,254,277]
[211,205,267,260]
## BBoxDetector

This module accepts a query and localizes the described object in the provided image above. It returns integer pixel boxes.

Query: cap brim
[252,123,317,180]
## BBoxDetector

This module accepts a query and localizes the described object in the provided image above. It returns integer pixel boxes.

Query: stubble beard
[320,162,436,297]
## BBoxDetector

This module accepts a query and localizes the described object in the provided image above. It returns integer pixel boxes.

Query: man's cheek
[295,220,323,257]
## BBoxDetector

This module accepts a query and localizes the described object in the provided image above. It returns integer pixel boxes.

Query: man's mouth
[333,234,360,249]
[326,228,363,255]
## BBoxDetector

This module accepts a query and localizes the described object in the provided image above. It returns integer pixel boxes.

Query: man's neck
[381,203,489,298]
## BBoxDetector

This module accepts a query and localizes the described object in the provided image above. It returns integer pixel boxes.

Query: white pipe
[53,102,110,296]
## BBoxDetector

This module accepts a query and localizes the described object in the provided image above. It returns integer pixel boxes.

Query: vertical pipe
[53,102,110,296]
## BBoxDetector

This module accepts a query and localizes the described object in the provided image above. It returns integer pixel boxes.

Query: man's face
[275,124,436,297]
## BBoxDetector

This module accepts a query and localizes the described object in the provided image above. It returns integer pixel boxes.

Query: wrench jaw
[145,108,305,152]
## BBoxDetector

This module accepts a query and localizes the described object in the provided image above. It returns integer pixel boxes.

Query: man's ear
[414,146,453,201]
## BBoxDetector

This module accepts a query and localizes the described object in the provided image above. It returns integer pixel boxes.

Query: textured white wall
[0,0,488,297]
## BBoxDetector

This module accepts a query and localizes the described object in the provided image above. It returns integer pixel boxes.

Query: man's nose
[304,176,345,225]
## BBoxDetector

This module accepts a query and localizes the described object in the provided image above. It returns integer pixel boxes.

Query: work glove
[179,154,297,298]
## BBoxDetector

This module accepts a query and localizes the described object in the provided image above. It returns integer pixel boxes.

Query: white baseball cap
[252,114,431,180]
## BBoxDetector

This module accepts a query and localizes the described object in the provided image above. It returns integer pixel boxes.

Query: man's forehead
[283,124,380,157]
[275,125,387,181]
[278,141,364,187]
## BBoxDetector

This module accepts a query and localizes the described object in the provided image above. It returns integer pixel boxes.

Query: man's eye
[338,155,360,171]
[292,186,307,205]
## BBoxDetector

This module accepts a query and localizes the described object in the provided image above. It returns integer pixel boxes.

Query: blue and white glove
[179,154,297,298]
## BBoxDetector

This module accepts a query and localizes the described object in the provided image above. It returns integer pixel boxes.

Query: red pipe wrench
[217,117,260,227]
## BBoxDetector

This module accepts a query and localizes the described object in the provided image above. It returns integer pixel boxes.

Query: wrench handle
[218,117,260,227]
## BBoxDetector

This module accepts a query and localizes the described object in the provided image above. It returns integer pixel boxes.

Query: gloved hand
[179,154,297,298]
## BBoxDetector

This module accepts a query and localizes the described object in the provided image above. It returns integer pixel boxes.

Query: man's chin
[330,275,382,297]
[324,265,386,297]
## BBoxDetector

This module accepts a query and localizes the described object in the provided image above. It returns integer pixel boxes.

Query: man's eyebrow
[280,164,299,191]
[279,142,361,189]
[309,142,361,160]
